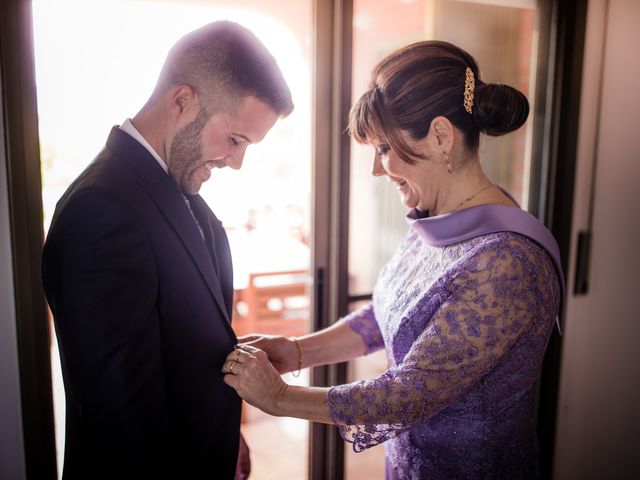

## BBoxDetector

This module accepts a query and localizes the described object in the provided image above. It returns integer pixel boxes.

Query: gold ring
[229,362,234,374]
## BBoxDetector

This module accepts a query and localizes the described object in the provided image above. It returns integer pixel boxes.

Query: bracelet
[291,337,303,377]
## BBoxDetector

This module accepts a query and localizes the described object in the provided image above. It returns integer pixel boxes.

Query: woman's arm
[224,239,560,449]
[222,345,332,423]
[300,319,370,368]
[238,303,382,373]
[226,304,384,423]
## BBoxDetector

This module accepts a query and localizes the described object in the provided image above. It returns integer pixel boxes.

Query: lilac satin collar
[406,205,565,333]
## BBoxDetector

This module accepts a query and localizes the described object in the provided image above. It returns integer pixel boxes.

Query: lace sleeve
[341,302,385,354]
[327,241,559,451]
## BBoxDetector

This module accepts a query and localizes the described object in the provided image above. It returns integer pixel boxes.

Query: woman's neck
[432,162,494,216]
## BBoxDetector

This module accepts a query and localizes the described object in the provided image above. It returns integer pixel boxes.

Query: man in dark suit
[42,21,292,479]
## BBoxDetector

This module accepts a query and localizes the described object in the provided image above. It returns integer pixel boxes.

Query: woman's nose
[371,154,386,177]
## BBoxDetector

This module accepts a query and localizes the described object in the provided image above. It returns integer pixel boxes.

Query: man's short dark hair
[153,21,293,117]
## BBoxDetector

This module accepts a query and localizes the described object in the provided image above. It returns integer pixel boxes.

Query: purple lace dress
[327,205,563,480]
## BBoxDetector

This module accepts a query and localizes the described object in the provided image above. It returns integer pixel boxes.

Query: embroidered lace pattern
[329,231,560,479]
[342,303,385,354]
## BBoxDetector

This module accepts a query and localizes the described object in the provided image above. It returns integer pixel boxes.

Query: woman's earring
[443,151,452,174]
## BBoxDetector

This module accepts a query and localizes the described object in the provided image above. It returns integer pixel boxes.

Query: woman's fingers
[225,347,253,367]
[236,334,261,344]
[223,347,273,377]
[222,349,288,415]
[223,346,261,377]
[232,346,258,363]
[238,335,281,351]
[222,359,238,375]
[237,344,262,355]
[223,371,238,389]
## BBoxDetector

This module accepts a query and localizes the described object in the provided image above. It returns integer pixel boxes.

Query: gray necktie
[181,194,205,240]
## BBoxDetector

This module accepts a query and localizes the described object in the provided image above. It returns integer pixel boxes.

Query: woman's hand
[237,334,299,374]
[222,344,288,415]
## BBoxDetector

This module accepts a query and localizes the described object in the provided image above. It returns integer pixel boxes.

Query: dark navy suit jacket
[42,127,240,479]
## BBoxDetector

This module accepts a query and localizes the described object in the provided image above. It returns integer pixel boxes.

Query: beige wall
[554,0,640,478]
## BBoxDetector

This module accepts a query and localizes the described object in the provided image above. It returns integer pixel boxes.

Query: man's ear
[170,85,199,122]
[429,116,454,149]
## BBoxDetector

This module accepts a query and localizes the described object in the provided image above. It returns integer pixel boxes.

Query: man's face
[168,95,279,194]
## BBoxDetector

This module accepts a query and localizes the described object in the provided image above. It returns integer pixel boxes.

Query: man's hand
[237,334,299,374]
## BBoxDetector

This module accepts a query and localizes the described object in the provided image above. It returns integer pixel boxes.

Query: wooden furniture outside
[232,269,309,338]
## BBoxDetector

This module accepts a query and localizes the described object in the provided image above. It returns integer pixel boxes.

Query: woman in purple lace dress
[222,41,564,479]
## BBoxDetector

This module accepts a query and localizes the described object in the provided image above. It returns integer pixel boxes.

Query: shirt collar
[119,118,168,174]
[406,203,566,334]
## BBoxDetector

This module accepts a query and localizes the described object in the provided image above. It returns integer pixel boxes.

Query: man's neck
[131,105,171,164]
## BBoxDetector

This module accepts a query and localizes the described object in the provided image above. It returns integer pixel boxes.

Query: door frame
[2,0,589,478]
[0,0,57,478]
[310,0,353,478]
[532,0,589,478]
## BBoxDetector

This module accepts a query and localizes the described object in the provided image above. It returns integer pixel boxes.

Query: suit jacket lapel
[105,128,233,326]
[188,195,235,318]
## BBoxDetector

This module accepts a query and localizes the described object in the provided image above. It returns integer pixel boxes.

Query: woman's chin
[401,198,419,210]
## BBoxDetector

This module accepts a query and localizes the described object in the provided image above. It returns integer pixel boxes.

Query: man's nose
[226,152,245,170]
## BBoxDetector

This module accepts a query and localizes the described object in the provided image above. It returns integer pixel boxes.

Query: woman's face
[371,130,444,211]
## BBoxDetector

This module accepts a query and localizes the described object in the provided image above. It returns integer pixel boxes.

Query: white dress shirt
[118,119,204,240]
[119,118,168,174]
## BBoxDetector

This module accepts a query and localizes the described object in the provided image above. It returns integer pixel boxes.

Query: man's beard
[169,108,209,194]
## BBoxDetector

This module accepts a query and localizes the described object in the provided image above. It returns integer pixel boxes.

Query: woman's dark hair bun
[473,83,529,136]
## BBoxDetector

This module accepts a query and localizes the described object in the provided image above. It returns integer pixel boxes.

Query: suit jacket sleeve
[43,189,170,474]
